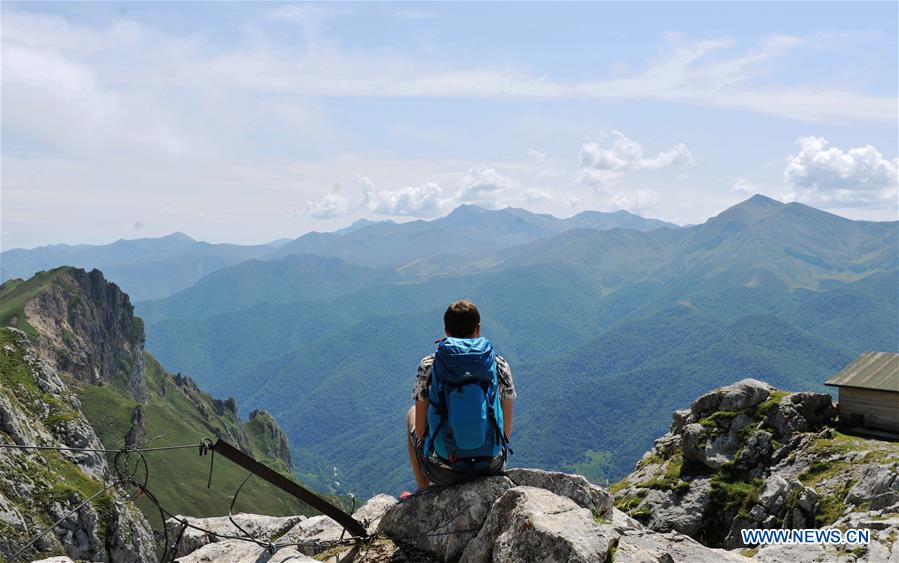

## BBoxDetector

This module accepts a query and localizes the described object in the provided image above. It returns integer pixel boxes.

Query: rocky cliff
[0,328,157,561]
[0,268,305,560]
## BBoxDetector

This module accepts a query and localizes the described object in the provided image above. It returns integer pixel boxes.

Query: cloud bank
[783,137,898,208]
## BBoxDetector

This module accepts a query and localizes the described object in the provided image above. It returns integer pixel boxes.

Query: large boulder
[614,529,750,562]
[379,476,514,562]
[639,477,712,537]
[845,464,898,505]
[690,379,772,418]
[764,393,836,439]
[175,539,269,563]
[459,486,618,563]
[504,468,613,517]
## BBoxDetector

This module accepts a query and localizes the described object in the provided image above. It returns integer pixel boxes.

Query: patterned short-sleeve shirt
[412,354,516,402]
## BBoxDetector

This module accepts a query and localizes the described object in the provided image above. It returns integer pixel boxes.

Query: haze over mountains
[0,233,287,301]
[3,196,896,497]
[1,206,672,301]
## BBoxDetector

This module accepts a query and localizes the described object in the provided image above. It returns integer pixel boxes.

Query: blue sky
[1,1,896,249]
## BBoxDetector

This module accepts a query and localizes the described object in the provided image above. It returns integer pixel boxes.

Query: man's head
[444,300,481,338]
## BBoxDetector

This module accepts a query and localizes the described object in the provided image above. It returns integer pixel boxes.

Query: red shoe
[399,490,413,499]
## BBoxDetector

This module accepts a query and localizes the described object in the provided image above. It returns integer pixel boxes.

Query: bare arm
[501,398,513,441]
[415,399,429,441]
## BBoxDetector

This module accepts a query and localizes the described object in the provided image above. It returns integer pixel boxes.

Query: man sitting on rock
[404,300,515,495]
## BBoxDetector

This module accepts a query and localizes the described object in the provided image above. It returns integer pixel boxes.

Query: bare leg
[406,406,430,490]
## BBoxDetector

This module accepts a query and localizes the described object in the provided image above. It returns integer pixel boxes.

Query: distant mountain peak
[332,218,395,236]
[744,193,784,207]
[162,231,196,242]
[447,203,490,216]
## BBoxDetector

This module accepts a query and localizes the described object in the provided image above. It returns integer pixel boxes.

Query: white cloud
[732,178,757,195]
[605,189,659,213]
[782,137,898,208]
[298,194,349,219]
[579,131,693,187]
[359,176,447,216]
[458,167,516,208]
[525,189,551,203]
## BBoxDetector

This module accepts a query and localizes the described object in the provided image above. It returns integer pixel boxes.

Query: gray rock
[279,494,397,556]
[703,430,741,468]
[741,430,773,464]
[175,539,268,563]
[267,546,320,562]
[871,491,899,511]
[504,468,613,517]
[639,478,712,537]
[690,379,772,418]
[352,493,397,534]
[682,423,707,464]
[652,432,681,458]
[278,515,343,556]
[165,513,306,558]
[858,517,899,531]
[378,476,514,562]
[764,393,835,440]
[754,543,827,562]
[749,504,766,522]
[610,508,643,532]
[724,515,754,549]
[459,486,617,563]
[759,475,788,513]
[797,489,818,513]
[863,541,891,563]
[671,409,691,434]
[788,392,837,428]
[846,465,898,505]
[614,529,750,562]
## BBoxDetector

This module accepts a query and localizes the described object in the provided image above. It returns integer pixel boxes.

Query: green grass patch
[607,479,629,495]
[709,463,763,516]
[615,489,647,512]
[0,267,72,335]
[637,456,686,491]
[76,353,325,530]
[630,507,652,520]
[698,410,739,429]
[756,390,790,418]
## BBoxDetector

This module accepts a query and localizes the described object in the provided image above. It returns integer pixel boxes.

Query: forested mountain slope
[139,196,898,497]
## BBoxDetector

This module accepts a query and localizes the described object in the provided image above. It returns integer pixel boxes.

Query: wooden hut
[825,352,899,434]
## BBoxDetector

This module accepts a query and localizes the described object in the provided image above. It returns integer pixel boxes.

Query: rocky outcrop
[23,268,147,402]
[377,468,756,563]
[0,328,156,562]
[246,410,293,470]
[611,378,899,560]
[168,469,756,563]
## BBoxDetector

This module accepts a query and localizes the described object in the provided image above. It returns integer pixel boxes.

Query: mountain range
[123,195,897,497]
[0,233,286,301]
[1,206,673,301]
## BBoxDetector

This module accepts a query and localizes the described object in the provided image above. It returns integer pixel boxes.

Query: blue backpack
[424,337,509,473]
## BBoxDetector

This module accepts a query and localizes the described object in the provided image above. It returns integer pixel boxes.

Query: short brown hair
[444,300,480,338]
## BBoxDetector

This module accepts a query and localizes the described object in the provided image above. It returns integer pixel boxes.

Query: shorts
[411,428,506,487]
